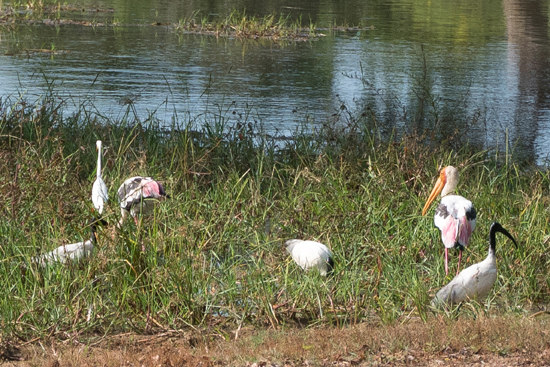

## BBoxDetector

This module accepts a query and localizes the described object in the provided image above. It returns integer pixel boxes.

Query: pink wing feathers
[435,195,476,250]
[440,214,473,249]
[141,180,163,198]
[440,215,459,249]
[457,215,473,247]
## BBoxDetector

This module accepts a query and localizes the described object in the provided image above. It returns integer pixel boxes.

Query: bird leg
[444,248,449,275]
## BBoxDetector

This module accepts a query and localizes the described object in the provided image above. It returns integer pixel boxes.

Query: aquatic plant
[174,10,324,40]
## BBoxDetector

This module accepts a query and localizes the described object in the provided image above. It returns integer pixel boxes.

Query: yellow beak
[422,176,445,216]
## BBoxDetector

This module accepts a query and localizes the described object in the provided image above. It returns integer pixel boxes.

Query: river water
[0,0,549,163]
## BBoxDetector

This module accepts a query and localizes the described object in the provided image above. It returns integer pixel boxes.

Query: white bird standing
[117,176,167,226]
[431,222,518,307]
[285,239,334,276]
[422,166,477,275]
[91,140,109,215]
[32,219,103,267]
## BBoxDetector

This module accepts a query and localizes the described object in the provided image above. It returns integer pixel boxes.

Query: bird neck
[90,224,97,244]
[441,179,457,197]
[96,145,102,179]
[489,227,497,255]
[441,166,459,197]
[487,247,496,260]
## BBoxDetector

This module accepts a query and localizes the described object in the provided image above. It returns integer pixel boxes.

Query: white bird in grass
[422,166,477,275]
[285,239,334,276]
[91,140,109,215]
[32,219,104,267]
[431,222,518,307]
[117,176,167,227]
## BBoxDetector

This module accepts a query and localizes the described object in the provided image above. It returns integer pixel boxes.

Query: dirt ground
[2,316,550,366]
[4,344,550,367]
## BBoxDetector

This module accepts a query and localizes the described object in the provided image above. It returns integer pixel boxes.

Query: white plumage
[431,222,518,307]
[423,166,477,275]
[117,176,167,226]
[285,239,334,276]
[33,220,100,267]
[91,140,109,214]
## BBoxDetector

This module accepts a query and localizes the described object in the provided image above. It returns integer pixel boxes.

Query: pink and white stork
[422,166,476,275]
[117,176,167,227]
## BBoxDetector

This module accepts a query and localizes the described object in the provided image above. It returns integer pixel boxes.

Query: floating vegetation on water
[0,2,371,42]
[174,10,327,40]
[0,1,114,20]
[0,1,116,29]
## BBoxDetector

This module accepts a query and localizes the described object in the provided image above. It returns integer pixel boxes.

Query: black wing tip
[466,206,477,221]
[326,256,335,275]
[157,181,168,197]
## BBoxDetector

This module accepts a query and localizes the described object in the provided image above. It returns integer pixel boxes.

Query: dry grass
[4,315,550,366]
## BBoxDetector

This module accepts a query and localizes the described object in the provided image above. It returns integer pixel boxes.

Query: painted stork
[422,166,477,275]
[117,176,167,226]
[431,222,518,307]
[32,219,105,266]
[285,239,334,276]
[91,140,109,215]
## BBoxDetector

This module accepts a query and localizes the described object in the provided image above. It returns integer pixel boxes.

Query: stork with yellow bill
[422,166,477,275]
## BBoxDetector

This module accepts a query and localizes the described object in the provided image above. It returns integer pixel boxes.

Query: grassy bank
[0,91,549,348]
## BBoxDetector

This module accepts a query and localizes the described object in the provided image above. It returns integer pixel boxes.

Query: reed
[0,89,548,344]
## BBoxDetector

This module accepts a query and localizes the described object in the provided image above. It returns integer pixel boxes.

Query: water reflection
[503,0,550,163]
[1,0,550,163]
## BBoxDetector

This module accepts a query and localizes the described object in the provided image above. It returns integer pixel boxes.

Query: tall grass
[0,88,548,344]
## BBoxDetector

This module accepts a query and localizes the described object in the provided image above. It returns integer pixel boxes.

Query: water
[1,0,549,163]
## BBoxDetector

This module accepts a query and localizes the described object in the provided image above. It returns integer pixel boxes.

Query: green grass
[0,89,549,345]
